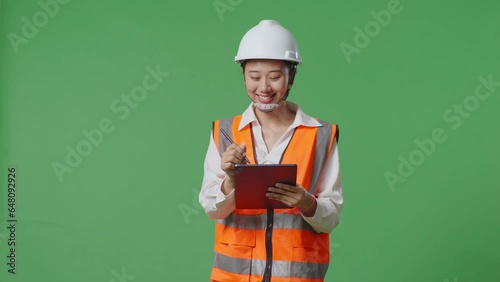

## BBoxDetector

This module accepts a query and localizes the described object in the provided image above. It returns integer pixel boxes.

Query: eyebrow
[248,70,283,73]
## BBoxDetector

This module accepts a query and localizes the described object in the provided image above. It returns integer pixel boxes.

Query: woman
[199,20,343,282]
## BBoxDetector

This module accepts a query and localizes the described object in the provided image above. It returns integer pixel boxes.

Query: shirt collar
[238,102,322,131]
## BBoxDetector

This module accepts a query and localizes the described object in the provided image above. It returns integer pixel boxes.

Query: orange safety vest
[211,115,339,282]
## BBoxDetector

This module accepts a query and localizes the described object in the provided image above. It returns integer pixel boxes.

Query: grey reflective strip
[289,260,329,279]
[217,117,235,157]
[309,120,333,195]
[216,213,317,233]
[213,252,328,278]
[214,252,251,275]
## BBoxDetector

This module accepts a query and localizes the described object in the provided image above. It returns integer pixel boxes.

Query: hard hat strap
[284,63,298,100]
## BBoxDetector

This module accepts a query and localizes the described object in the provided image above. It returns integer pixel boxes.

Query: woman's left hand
[266,183,314,210]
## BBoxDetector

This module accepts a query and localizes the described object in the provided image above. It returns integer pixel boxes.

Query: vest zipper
[262,208,274,282]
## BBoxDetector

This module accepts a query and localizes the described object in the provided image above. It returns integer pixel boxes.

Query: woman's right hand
[220,143,247,179]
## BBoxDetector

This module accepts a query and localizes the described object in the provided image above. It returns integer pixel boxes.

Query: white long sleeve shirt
[199,102,343,233]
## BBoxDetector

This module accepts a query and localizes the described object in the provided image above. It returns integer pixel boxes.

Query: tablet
[234,164,297,209]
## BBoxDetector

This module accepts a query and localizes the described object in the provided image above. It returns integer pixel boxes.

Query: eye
[250,77,260,81]
[270,76,281,81]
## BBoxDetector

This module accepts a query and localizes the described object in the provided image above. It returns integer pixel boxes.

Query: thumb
[240,143,250,164]
[240,143,247,150]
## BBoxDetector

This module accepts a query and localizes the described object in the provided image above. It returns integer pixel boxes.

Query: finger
[267,188,299,201]
[239,144,248,163]
[266,192,296,206]
[267,187,288,197]
[226,143,240,150]
[223,150,244,162]
[227,143,245,155]
[221,162,235,171]
[227,155,243,165]
[268,187,303,203]
[275,183,300,192]
[222,152,243,163]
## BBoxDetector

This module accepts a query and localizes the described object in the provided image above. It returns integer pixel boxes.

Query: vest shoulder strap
[301,119,338,195]
[212,116,239,155]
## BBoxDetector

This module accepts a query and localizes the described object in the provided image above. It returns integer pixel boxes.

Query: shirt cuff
[215,177,235,205]
[300,199,327,232]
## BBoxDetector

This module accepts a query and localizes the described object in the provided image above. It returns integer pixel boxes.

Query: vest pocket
[219,226,256,247]
[290,231,330,279]
[217,229,255,265]
[213,228,256,282]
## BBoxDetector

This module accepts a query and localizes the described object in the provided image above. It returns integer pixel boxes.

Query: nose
[260,79,271,92]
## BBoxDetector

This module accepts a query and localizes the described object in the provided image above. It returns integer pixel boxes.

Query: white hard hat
[234,20,302,64]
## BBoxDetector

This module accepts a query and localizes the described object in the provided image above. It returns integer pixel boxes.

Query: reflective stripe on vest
[211,115,338,281]
[213,252,329,279]
[216,212,316,232]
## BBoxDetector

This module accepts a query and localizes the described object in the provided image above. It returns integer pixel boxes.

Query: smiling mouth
[256,94,275,103]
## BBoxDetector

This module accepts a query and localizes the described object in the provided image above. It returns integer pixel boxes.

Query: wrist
[222,177,235,195]
[300,193,316,211]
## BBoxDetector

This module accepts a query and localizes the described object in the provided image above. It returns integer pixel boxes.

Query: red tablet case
[234,164,297,209]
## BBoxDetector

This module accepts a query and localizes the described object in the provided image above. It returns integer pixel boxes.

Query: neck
[254,101,296,127]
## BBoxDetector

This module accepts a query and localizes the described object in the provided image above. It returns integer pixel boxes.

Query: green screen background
[1,0,499,281]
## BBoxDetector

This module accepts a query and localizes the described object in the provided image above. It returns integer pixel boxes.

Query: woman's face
[243,60,290,106]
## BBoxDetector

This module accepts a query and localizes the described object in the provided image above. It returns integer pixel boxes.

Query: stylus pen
[220,128,251,164]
